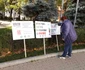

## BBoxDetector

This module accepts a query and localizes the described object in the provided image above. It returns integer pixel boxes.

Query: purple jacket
[61,19,77,43]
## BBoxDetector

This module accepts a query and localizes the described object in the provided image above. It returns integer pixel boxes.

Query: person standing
[59,16,77,59]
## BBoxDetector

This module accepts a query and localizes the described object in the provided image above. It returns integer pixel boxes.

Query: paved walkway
[0,20,11,28]
[0,50,85,70]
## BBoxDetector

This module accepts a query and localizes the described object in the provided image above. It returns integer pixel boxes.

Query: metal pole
[61,0,64,17]
[23,39,27,57]
[43,38,46,55]
[56,35,59,51]
[74,0,79,27]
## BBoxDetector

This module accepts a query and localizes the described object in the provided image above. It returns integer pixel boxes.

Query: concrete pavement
[0,20,11,28]
[0,49,85,70]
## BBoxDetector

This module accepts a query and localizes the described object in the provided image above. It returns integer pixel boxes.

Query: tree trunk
[18,8,21,20]
[10,8,13,19]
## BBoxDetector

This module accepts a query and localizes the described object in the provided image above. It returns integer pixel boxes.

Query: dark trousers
[62,42,72,57]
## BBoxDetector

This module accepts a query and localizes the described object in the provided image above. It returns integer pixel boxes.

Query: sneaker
[59,56,66,59]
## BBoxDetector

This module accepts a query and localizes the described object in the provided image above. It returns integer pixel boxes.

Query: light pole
[74,0,79,27]
[61,0,64,17]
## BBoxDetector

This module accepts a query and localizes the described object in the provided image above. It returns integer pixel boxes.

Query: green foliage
[0,0,5,11]
[5,0,27,11]
[56,0,62,6]
[0,44,85,63]
[64,0,85,25]
[0,53,25,63]
[0,49,45,63]
[76,28,85,43]
[0,27,85,54]
[0,27,85,62]
[0,27,44,55]
[3,0,28,19]
[22,0,58,21]
[0,28,12,54]
[26,39,43,49]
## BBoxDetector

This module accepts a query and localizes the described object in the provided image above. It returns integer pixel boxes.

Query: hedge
[0,27,85,57]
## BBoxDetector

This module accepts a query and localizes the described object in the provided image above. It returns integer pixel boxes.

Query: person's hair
[60,16,67,21]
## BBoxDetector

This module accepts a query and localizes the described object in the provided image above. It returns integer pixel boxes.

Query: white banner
[12,21,34,40]
[35,21,51,38]
[51,23,61,35]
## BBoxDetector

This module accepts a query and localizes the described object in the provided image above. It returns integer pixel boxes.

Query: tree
[55,0,71,10]
[5,0,28,19]
[64,0,85,26]
[29,0,33,3]
[0,0,5,11]
[22,0,58,21]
